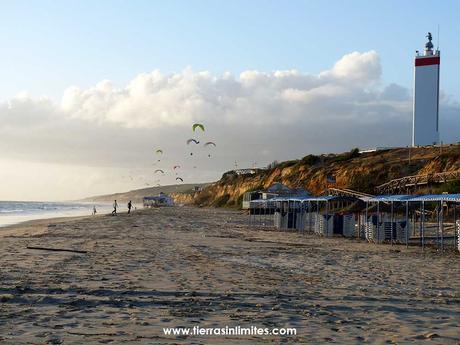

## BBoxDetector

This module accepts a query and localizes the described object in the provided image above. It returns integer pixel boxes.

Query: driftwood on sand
[26,246,88,254]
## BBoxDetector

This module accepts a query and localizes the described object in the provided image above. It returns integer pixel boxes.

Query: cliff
[81,183,208,204]
[191,145,460,208]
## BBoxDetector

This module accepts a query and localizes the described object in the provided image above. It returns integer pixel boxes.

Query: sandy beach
[0,206,459,344]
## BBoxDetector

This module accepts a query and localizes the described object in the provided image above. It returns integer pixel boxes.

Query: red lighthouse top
[415,32,440,66]
[415,57,440,66]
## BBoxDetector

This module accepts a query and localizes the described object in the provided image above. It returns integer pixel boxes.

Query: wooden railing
[325,188,374,198]
[375,170,460,194]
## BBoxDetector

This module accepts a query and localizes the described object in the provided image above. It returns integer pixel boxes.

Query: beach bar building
[250,195,364,237]
[242,183,310,209]
[363,195,412,244]
[363,194,460,251]
[143,193,174,207]
[249,192,460,253]
[303,196,364,237]
[406,194,460,251]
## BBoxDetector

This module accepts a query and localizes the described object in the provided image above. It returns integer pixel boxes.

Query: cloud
[325,50,382,84]
[0,50,458,200]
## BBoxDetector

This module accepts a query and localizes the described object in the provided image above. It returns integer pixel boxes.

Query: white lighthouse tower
[412,32,440,146]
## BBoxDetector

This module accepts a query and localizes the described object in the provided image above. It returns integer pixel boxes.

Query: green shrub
[301,154,320,166]
[221,170,237,179]
[277,160,299,169]
[438,179,460,194]
[327,148,360,163]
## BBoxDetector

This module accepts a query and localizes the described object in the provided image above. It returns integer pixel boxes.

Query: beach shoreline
[0,206,459,344]
[0,201,114,229]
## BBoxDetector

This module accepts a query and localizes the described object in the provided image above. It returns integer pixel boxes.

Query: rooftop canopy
[366,195,412,203]
[407,194,460,202]
[366,194,460,203]
[269,195,359,203]
[256,193,460,204]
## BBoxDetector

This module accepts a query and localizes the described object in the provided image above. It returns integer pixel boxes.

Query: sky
[0,0,459,201]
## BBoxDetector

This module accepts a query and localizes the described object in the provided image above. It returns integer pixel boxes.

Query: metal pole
[249,202,253,227]
[376,201,380,244]
[440,201,444,253]
[259,201,262,227]
[436,203,440,247]
[284,201,288,231]
[365,201,368,241]
[262,201,265,227]
[454,204,458,250]
[302,201,306,234]
[316,200,319,235]
[357,211,361,239]
[293,200,297,232]
[326,200,329,236]
[264,201,268,228]
[300,201,303,234]
[296,201,299,233]
[405,201,409,247]
[390,201,394,245]
[421,201,425,251]
[419,201,422,247]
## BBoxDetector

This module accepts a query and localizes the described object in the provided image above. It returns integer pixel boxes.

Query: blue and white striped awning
[270,197,312,202]
[366,195,412,202]
[365,194,460,203]
[269,195,357,202]
[407,194,460,202]
[252,194,460,205]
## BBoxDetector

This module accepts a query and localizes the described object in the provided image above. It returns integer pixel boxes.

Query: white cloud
[0,50,458,200]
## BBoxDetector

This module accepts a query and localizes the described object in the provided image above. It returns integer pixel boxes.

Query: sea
[0,201,113,228]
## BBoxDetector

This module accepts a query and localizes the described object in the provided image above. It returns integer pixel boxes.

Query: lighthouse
[412,32,440,146]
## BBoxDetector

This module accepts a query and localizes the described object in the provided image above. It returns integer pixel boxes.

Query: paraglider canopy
[204,141,216,147]
[154,169,164,174]
[187,138,199,145]
[192,123,205,132]
[176,177,184,182]
[155,149,163,154]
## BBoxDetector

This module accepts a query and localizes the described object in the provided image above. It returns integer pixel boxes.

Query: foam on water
[0,201,113,227]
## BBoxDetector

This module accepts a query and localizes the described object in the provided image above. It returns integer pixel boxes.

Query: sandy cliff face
[170,192,196,204]
[179,145,460,207]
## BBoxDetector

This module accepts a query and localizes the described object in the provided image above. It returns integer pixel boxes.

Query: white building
[412,32,440,146]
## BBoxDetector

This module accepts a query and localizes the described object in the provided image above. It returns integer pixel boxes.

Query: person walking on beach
[112,200,118,216]
[92,206,97,215]
[127,200,132,214]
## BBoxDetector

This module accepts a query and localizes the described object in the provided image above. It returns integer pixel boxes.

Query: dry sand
[0,206,459,344]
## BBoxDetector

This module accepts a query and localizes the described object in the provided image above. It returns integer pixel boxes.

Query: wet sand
[0,206,459,344]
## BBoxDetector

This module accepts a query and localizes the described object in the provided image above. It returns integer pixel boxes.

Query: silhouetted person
[112,200,118,216]
[92,206,97,216]
[127,200,132,214]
